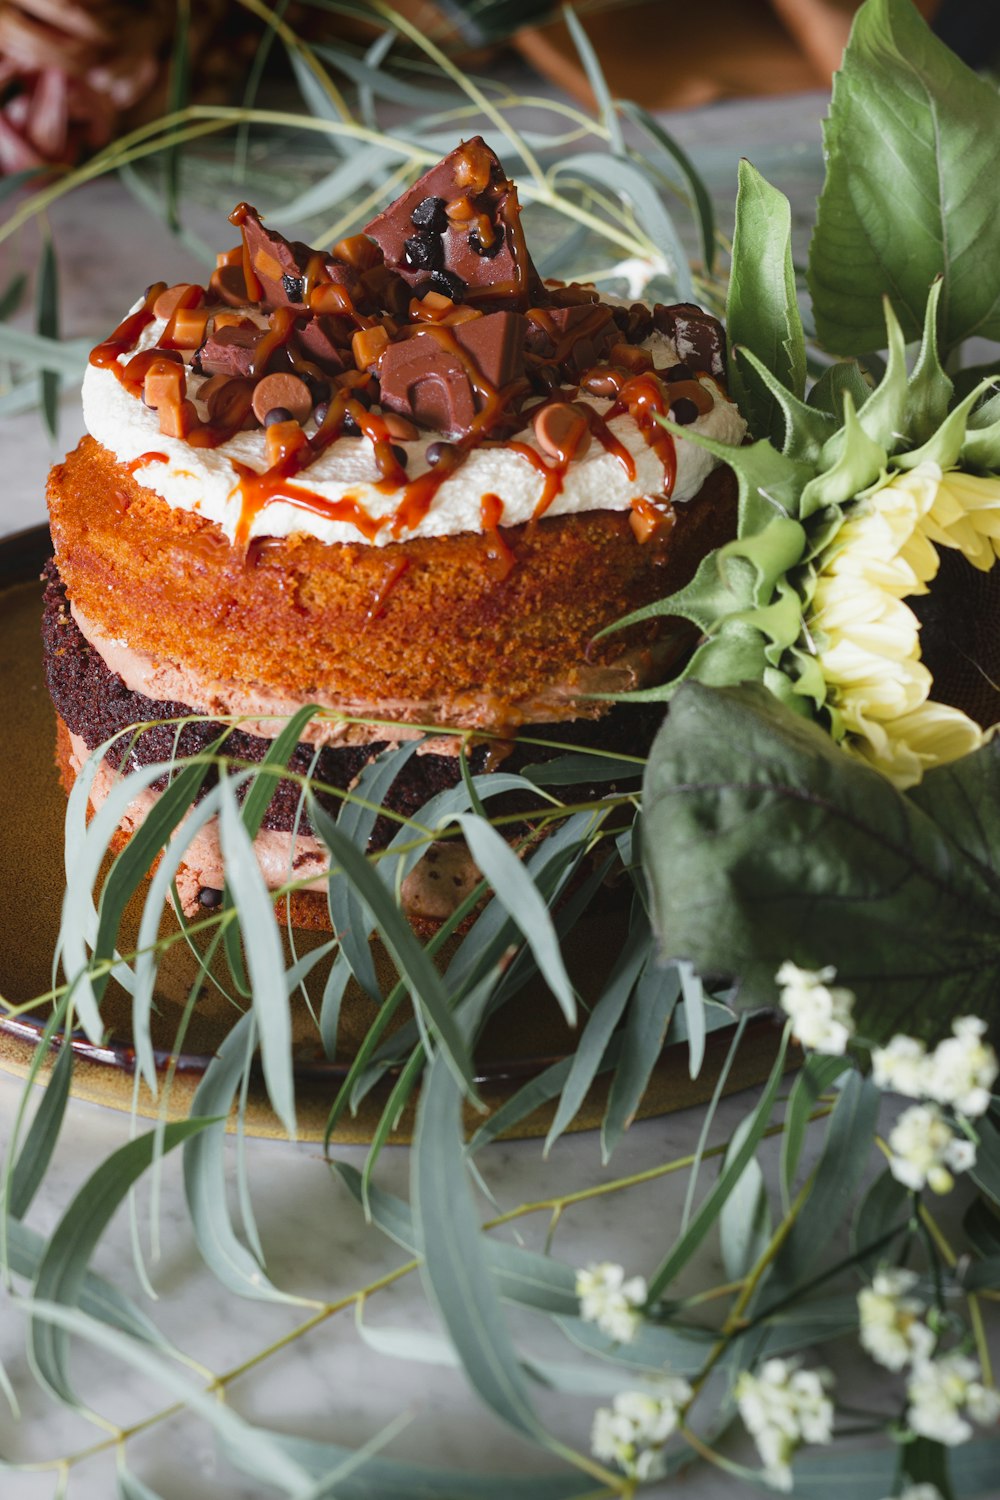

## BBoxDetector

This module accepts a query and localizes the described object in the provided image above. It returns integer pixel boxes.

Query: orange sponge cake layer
[48,434,738,728]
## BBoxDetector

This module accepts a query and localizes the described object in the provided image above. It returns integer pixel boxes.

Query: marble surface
[0,88,848,1499]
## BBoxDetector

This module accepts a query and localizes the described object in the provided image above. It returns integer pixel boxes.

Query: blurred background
[0,0,996,177]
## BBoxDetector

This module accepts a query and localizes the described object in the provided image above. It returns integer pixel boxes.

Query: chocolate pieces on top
[118,139,728,451]
[362,137,544,311]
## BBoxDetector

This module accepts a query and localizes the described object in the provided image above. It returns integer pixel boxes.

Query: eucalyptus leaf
[412,1040,553,1443]
[642,682,1000,1039]
[809,0,1000,357]
[617,100,715,274]
[118,1469,166,1500]
[29,1118,217,1404]
[184,1011,306,1304]
[219,779,297,1137]
[25,1300,317,1494]
[969,1116,1000,1208]
[601,955,681,1161]
[7,1038,73,1221]
[719,1112,771,1282]
[561,7,623,154]
[35,234,59,438]
[553,152,693,300]
[555,1314,712,1376]
[781,1053,847,1204]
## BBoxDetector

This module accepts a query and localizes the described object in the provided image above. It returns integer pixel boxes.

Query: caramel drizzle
[88,284,165,371]
[126,451,168,474]
[228,202,263,301]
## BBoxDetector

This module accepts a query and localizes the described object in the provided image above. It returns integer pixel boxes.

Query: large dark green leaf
[641,682,1000,1040]
[809,0,1000,356]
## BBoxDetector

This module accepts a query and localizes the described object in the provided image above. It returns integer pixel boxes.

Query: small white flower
[576,1261,647,1343]
[776,962,855,1054]
[906,1351,1000,1446]
[887,1104,976,1194]
[858,1267,935,1372]
[872,1034,931,1098]
[925,1017,998,1117]
[735,1357,834,1491]
[590,1379,692,1477]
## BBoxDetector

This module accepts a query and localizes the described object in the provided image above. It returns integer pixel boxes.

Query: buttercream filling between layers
[71,601,687,741]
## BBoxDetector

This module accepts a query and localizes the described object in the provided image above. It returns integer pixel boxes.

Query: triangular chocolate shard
[363,138,544,312]
[228,204,359,311]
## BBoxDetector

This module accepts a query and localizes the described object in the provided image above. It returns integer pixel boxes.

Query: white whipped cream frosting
[81,309,746,548]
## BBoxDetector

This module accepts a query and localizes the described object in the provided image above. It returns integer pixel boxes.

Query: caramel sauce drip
[88,283,165,370]
[480,492,516,579]
[527,304,610,371]
[605,374,677,497]
[250,306,298,377]
[126,451,168,474]
[365,556,410,623]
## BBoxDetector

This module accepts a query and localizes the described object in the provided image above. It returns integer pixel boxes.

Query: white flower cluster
[590,1379,692,1479]
[874,1017,998,1117]
[858,1267,934,1371]
[576,1261,647,1344]
[775,962,855,1055]
[874,1017,996,1194]
[883,1487,943,1500]
[906,1351,1000,1445]
[858,1266,1000,1447]
[734,1357,834,1491]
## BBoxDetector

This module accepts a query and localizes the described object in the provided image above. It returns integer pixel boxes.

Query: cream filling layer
[81,314,746,548]
[72,603,689,741]
[67,731,479,922]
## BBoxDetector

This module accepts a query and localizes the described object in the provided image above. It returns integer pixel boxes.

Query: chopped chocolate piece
[293,314,349,375]
[624,303,653,344]
[652,302,727,378]
[403,234,444,272]
[430,268,467,302]
[411,196,448,233]
[363,137,543,310]
[378,310,526,439]
[663,361,694,383]
[670,397,699,426]
[546,282,600,308]
[378,332,476,437]
[193,323,263,379]
[358,263,411,319]
[526,303,617,380]
[452,309,526,392]
[228,202,357,311]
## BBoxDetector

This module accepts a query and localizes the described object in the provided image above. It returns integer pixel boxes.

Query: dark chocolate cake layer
[42,560,662,846]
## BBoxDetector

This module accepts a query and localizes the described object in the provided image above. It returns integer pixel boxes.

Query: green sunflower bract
[610,281,1000,789]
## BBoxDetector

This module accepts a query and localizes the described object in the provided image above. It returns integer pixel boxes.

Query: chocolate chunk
[293,314,348,374]
[403,234,444,272]
[378,311,526,439]
[525,303,617,380]
[430,268,467,302]
[363,138,543,311]
[193,323,263,379]
[228,203,357,311]
[652,302,727,378]
[378,333,477,437]
[411,196,448,233]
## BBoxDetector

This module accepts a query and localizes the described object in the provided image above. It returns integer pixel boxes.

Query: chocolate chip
[264,405,293,426]
[198,887,223,908]
[411,196,448,233]
[531,364,559,393]
[342,409,361,436]
[430,268,467,301]
[314,402,329,425]
[469,223,504,258]
[391,443,408,467]
[282,272,306,301]
[403,234,444,272]
[670,397,699,426]
[425,441,454,466]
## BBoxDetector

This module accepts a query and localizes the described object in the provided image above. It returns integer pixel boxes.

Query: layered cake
[43,138,745,927]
